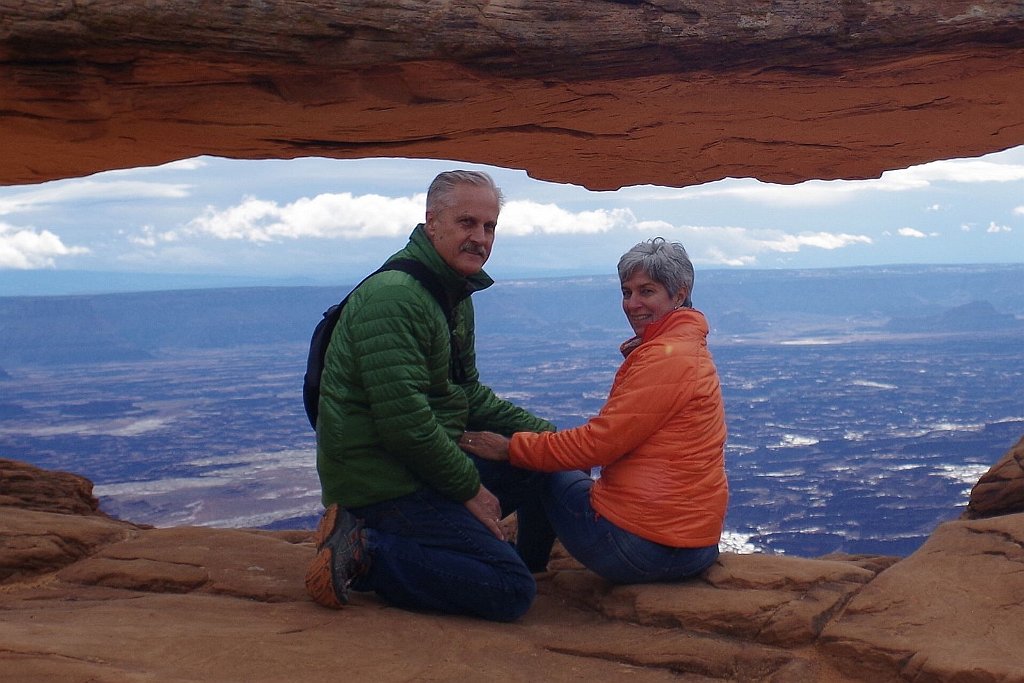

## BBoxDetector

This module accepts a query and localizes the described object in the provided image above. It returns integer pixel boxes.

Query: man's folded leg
[351,489,537,622]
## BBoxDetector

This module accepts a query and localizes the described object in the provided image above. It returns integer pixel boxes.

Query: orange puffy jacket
[510,308,728,547]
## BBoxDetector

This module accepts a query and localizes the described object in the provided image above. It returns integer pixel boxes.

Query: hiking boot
[305,504,367,609]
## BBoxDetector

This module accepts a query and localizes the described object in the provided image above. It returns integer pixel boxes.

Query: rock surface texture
[2,1,1023,190]
[962,434,1024,520]
[3,455,1024,682]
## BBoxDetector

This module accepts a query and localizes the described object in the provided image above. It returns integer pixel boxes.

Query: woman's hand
[460,431,511,462]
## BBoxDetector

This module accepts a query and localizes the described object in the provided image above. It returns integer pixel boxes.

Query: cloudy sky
[1,144,1022,293]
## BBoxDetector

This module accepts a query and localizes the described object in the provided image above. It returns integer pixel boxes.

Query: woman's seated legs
[542,470,719,584]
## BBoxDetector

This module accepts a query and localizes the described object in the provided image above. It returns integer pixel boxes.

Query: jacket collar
[644,307,707,340]
[620,307,707,358]
[402,224,494,301]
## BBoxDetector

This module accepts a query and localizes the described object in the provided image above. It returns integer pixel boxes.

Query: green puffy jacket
[316,224,555,508]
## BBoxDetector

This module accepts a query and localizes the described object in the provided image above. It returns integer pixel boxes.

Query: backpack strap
[385,258,455,329]
[387,258,468,385]
[302,258,467,430]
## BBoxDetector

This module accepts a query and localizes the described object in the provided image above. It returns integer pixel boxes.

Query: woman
[462,237,728,583]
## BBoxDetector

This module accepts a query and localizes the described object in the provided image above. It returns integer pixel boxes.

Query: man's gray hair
[426,170,504,212]
[617,237,694,303]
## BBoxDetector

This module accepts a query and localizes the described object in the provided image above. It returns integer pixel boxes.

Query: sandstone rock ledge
[3,453,1024,683]
[3,1,1024,190]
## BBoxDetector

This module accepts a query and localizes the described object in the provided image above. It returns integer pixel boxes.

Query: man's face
[425,184,499,277]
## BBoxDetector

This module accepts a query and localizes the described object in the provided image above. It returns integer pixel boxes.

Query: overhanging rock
[1,1,1023,190]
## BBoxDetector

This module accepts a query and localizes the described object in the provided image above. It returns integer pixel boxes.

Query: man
[305,170,555,622]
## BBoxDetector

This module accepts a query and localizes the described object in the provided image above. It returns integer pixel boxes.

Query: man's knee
[480,571,537,622]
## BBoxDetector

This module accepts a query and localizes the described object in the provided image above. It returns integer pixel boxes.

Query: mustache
[460,243,487,257]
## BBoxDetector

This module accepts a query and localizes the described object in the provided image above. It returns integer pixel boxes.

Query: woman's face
[621,269,684,337]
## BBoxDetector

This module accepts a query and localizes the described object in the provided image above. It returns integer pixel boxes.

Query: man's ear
[424,210,436,237]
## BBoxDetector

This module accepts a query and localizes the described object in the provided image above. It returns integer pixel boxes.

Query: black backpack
[302,258,463,430]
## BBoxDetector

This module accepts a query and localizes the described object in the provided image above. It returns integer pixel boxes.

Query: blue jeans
[348,457,553,622]
[472,455,556,573]
[542,469,719,584]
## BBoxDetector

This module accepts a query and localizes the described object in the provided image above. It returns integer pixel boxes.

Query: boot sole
[305,546,346,609]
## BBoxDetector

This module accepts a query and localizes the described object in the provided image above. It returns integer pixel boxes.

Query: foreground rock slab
[821,513,1024,682]
[962,434,1024,520]
[3,457,1024,681]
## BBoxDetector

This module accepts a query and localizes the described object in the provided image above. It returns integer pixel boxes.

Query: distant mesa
[4,265,1024,367]
[709,310,768,336]
[885,300,1024,333]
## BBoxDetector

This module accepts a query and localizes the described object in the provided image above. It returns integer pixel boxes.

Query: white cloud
[183,193,636,242]
[0,222,90,269]
[701,246,757,267]
[126,225,181,247]
[185,192,425,241]
[745,229,874,253]
[1013,206,1024,216]
[115,243,227,270]
[898,227,928,238]
[0,180,191,216]
[903,158,1024,184]
[628,155,1024,207]
[499,201,633,235]
[105,158,209,175]
[638,178,890,207]
[986,222,1012,233]
[633,220,872,265]
[175,189,877,270]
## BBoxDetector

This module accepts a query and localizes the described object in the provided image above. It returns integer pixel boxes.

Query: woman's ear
[674,287,693,308]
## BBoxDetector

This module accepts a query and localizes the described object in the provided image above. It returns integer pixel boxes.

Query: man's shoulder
[342,268,447,328]
[349,270,428,306]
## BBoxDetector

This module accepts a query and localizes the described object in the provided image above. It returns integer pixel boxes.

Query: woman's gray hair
[617,237,694,303]
[426,170,505,212]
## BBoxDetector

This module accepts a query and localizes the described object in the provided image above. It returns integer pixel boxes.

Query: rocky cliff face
[2,1,1023,190]
[2,441,1024,682]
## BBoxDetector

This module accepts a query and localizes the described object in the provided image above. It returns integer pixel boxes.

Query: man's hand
[460,431,511,462]
[464,484,505,540]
